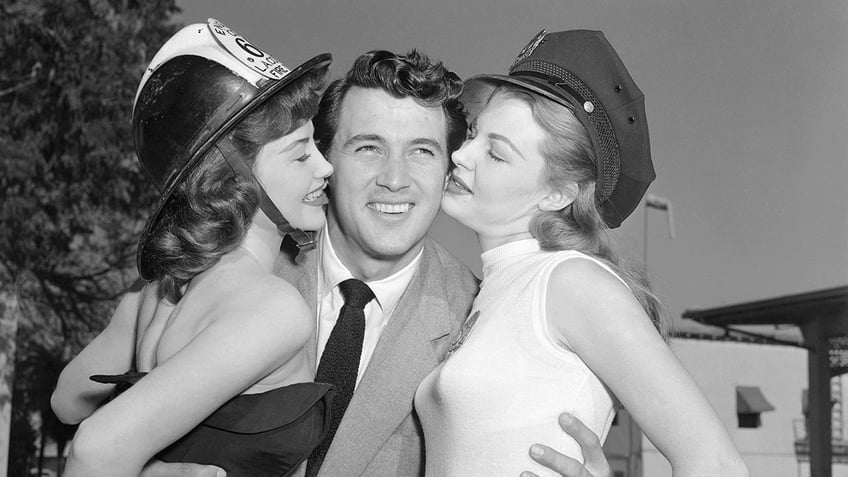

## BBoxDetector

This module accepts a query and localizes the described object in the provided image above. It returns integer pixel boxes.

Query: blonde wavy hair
[491,85,670,340]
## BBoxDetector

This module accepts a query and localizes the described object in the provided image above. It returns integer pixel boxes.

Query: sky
[176,0,848,332]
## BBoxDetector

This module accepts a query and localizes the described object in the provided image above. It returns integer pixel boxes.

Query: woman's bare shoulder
[548,255,631,301]
[203,271,312,331]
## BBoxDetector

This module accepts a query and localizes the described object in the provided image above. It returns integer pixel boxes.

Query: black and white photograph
[1,1,846,476]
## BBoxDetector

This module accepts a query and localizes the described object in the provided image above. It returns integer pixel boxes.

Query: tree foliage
[0,0,181,473]
[1,0,181,336]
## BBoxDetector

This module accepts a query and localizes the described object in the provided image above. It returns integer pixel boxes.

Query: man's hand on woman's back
[522,413,611,477]
[140,460,225,477]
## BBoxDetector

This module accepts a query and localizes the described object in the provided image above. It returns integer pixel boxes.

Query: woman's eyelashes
[467,123,506,163]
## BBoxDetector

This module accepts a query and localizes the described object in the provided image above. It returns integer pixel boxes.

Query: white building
[604,286,848,477]
[604,336,848,477]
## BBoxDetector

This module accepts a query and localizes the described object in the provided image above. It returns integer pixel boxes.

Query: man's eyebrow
[488,132,526,161]
[343,134,383,149]
[410,138,444,154]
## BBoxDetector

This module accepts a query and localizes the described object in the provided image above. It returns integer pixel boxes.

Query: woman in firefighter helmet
[52,19,334,477]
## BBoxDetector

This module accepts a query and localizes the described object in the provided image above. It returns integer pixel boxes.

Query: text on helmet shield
[207,18,290,80]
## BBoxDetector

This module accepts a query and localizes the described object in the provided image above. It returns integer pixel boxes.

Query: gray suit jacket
[274,235,479,477]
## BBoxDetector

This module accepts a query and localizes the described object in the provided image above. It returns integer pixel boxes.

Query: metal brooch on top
[447,311,481,356]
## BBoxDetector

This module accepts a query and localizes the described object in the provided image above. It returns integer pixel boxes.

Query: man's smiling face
[325,86,450,274]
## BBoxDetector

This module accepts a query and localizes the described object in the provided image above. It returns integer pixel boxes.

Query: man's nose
[376,153,411,191]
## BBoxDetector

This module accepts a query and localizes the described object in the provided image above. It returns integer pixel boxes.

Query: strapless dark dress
[90,372,334,477]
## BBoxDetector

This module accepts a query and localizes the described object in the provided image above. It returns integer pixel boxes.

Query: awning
[737,386,775,413]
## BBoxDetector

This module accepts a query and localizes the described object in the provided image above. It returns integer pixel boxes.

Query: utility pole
[643,194,676,267]
[0,292,19,477]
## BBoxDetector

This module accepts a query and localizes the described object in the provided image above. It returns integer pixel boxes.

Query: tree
[0,1,180,474]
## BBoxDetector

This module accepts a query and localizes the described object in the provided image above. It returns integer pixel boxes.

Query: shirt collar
[318,225,423,313]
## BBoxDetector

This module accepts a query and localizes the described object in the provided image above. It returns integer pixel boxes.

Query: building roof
[683,286,848,331]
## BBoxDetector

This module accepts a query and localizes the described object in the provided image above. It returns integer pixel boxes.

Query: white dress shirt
[316,226,423,387]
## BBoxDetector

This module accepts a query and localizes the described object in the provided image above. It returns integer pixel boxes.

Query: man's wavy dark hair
[313,49,467,156]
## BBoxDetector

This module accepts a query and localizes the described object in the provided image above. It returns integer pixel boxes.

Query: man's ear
[539,182,578,212]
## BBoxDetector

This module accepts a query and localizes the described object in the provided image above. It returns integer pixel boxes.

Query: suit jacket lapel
[318,241,456,476]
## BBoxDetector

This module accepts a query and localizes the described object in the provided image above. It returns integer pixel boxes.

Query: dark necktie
[306,278,375,476]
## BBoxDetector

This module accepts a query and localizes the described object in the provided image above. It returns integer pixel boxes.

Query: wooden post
[803,319,832,477]
[0,292,19,477]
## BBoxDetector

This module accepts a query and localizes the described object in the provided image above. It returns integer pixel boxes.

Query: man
[280,49,610,477]
[277,49,478,476]
[145,49,610,477]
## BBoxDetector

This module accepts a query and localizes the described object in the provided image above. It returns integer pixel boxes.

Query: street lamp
[643,194,675,266]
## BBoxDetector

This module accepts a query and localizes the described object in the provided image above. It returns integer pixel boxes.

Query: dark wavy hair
[313,49,466,156]
[144,67,328,303]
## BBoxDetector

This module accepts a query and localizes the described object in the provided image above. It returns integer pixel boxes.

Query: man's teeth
[304,190,323,202]
[369,203,411,214]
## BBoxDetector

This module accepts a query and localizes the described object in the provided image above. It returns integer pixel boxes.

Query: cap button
[583,101,595,113]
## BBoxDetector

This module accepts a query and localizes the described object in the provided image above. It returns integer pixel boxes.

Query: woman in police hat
[52,19,334,477]
[415,30,748,476]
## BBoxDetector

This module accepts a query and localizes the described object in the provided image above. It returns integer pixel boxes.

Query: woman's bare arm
[546,259,748,477]
[62,280,313,477]
[51,285,143,424]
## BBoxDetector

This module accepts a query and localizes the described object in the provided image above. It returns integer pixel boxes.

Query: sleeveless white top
[414,239,623,476]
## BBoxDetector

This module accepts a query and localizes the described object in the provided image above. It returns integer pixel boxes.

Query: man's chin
[363,231,426,259]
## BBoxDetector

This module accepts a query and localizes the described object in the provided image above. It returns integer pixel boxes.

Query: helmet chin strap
[214,138,316,252]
